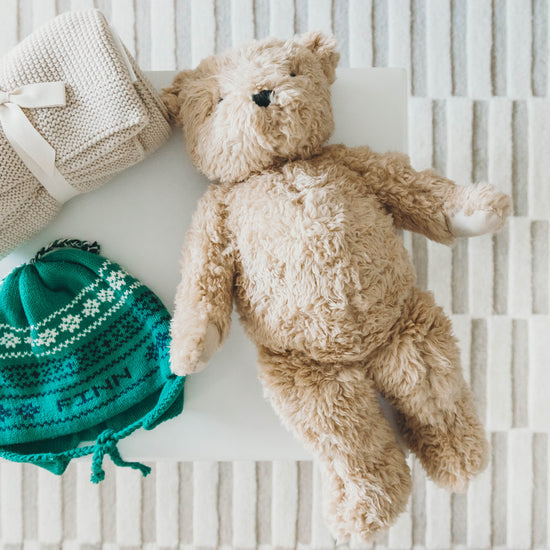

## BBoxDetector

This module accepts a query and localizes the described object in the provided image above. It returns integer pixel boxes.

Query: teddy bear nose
[252,90,273,107]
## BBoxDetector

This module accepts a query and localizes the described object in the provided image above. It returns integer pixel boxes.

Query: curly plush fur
[163,31,511,541]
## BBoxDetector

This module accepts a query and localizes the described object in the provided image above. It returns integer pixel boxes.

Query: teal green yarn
[0,239,185,481]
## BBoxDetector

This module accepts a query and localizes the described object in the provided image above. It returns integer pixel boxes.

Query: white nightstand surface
[0,69,407,461]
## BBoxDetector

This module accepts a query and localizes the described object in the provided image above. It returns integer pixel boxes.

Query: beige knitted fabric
[0,9,172,256]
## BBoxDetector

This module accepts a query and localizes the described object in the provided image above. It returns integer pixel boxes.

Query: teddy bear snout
[252,89,273,107]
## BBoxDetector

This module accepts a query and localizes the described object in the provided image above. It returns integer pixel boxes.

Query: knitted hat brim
[0,374,184,477]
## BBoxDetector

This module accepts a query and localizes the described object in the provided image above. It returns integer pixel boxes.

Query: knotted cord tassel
[90,428,150,483]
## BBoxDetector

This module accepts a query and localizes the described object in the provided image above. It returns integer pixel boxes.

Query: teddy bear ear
[294,30,340,83]
[161,70,196,127]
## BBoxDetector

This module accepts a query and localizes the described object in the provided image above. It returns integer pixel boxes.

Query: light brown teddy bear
[163,32,511,540]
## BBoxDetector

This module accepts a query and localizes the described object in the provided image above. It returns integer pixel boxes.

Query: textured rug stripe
[115,468,143,546]
[466,0,492,98]
[468,235,493,316]
[451,314,471,385]
[0,0,18,54]
[387,455,413,549]
[155,462,179,547]
[37,470,62,545]
[506,0,532,99]
[70,0,95,12]
[507,430,533,549]
[426,0,452,98]
[150,0,176,70]
[272,460,298,549]
[446,98,472,184]
[450,0,467,98]
[512,319,530,428]
[529,317,550,432]
[408,98,432,170]
[532,432,548,549]
[528,99,550,220]
[466,459,492,548]
[348,0,373,67]
[486,316,513,431]
[1,463,23,543]
[491,432,508,547]
[425,480,451,549]
[508,217,532,317]
[231,0,255,47]
[192,461,219,547]
[296,461,313,546]
[218,461,234,548]
[308,0,332,34]
[270,0,295,37]
[488,99,513,196]
[547,435,550,549]
[349,532,373,549]
[133,0,151,71]
[76,462,101,544]
[179,462,194,545]
[427,241,452,314]
[231,461,256,548]
[470,319,488,423]
[191,0,216,66]
[388,0,411,94]
[141,462,156,545]
[110,0,136,56]
[32,0,56,28]
[310,463,333,549]
[255,461,272,546]
[62,464,76,543]
[532,220,549,315]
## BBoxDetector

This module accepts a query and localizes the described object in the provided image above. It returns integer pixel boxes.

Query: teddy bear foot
[321,451,413,541]
[397,397,489,492]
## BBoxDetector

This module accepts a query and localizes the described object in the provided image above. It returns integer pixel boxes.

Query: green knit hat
[0,239,184,482]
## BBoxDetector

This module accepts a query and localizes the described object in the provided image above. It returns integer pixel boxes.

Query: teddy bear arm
[170,190,235,376]
[330,146,457,244]
[333,145,511,243]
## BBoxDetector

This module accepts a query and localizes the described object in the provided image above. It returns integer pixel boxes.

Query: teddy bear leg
[367,288,489,492]
[257,347,412,541]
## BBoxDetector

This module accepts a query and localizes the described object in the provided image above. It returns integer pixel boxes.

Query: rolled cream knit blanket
[0,9,171,256]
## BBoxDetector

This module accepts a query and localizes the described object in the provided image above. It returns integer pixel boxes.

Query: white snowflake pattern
[97,288,115,302]
[0,332,21,348]
[106,270,126,290]
[37,328,58,347]
[82,298,100,317]
[60,314,81,333]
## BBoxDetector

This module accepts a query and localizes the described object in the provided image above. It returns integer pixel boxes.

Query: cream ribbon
[0,82,79,204]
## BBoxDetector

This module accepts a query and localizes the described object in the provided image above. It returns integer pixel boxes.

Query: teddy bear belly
[233,229,416,362]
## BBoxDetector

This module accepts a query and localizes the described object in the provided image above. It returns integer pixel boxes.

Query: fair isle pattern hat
[0,239,184,482]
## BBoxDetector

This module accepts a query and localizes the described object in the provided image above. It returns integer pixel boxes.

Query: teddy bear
[162,31,511,540]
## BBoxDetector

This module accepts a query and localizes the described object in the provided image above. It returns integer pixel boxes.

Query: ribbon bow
[0,81,78,203]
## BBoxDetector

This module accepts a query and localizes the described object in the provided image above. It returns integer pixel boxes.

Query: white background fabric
[0,0,548,548]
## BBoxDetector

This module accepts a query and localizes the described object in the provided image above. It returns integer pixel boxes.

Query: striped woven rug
[0,0,548,548]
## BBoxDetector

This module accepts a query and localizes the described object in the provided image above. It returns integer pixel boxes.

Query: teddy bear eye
[290,72,297,77]
[218,97,223,103]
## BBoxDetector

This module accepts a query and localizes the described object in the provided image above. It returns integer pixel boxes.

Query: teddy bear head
[162,31,340,184]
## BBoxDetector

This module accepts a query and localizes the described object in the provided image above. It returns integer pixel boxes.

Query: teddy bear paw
[447,183,512,238]
[449,209,507,237]
[326,479,411,542]
[322,454,412,541]
[169,323,220,376]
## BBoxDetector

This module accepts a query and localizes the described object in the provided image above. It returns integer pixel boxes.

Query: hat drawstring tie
[90,428,151,483]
